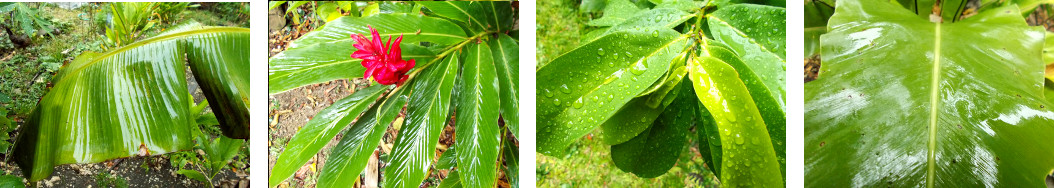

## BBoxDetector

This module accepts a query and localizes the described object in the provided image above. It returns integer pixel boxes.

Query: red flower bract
[350,25,416,86]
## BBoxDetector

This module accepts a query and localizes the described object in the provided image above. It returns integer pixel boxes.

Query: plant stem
[380,30,496,99]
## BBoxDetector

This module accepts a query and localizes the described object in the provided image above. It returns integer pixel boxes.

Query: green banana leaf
[385,52,459,188]
[268,14,465,94]
[268,85,387,188]
[806,0,1054,187]
[536,27,688,156]
[14,25,249,182]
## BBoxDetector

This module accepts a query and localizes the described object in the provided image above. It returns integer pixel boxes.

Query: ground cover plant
[536,0,785,186]
[267,1,519,188]
[805,0,1054,186]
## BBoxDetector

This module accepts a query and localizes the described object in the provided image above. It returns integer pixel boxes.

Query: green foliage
[536,0,784,186]
[13,24,249,182]
[93,172,129,188]
[807,0,1054,186]
[268,2,518,188]
[0,2,56,37]
[104,2,158,47]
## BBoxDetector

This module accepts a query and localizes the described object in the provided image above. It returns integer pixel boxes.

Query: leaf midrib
[290,32,469,49]
[445,1,487,30]
[926,22,941,188]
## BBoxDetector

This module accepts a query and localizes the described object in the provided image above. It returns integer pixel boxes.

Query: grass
[536,0,593,67]
[536,129,720,187]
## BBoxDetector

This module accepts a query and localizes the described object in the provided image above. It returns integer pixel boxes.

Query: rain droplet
[629,59,648,75]
[553,98,562,106]
[544,89,554,97]
[572,98,584,109]
[735,134,744,144]
[598,48,606,56]
[652,30,659,37]
[559,84,571,94]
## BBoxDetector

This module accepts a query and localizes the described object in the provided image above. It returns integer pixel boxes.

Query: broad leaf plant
[12,23,250,182]
[537,0,785,186]
[268,2,519,188]
[806,0,1054,187]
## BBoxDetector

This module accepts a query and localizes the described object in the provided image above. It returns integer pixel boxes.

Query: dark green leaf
[436,147,456,170]
[695,101,721,178]
[707,4,786,108]
[177,169,210,184]
[437,170,462,188]
[0,175,23,188]
[204,136,244,177]
[503,139,519,188]
[611,79,695,178]
[418,1,489,33]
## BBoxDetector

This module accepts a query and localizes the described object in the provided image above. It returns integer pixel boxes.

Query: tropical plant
[269,1,361,24]
[0,2,56,47]
[805,0,1054,187]
[11,23,250,183]
[268,1,518,188]
[536,0,785,186]
[104,2,159,48]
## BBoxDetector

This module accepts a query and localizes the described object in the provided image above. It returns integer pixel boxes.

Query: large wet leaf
[385,52,459,188]
[489,34,519,138]
[804,0,834,57]
[536,27,688,156]
[316,94,398,188]
[707,4,786,108]
[268,14,465,94]
[268,85,387,188]
[453,43,500,188]
[610,79,695,178]
[689,56,783,187]
[806,1,1054,187]
[13,26,249,182]
[587,0,644,27]
[700,42,786,172]
[418,1,489,34]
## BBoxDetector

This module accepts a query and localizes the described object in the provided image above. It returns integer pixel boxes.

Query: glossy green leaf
[13,26,248,182]
[610,79,695,178]
[599,65,686,145]
[587,0,644,27]
[651,0,696,11]
[454,43,500,188]
[203,136,244,177]
[268,14,466,94]
[536,27,688,156]
[707,4,786,108]
[489,34,519,138]
[436,147,457,170]
[594,8,693,38]
[177,169,210,184]
[418,1,489,33]
[806,1,1054,187]
[385,52,459,188]
[688,56,783,187]
[0,175,23,188]
[186,27,251,139]
[503,138,519,188]
[700,43,785,172]
[316,98,391,188]
[268,85,387,188]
